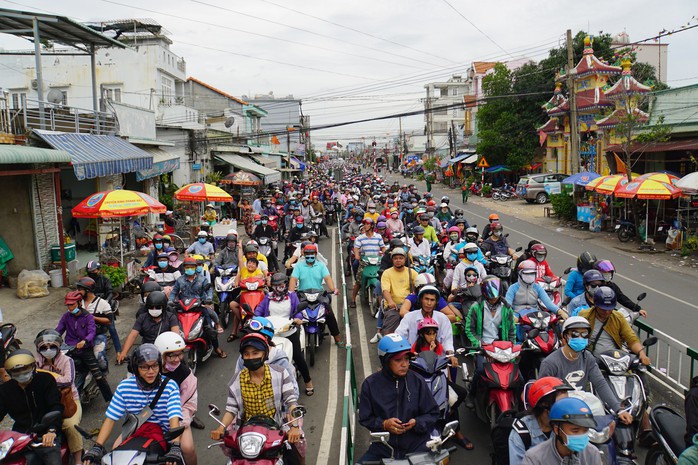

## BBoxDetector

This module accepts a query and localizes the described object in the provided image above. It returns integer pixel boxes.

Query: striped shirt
[106,377,182,431]
[354,233,385,257]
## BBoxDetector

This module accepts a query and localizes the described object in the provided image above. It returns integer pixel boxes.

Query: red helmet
[427,200,436,207]
[527,376,573,409]
[254,214,261,221]
[491,221,503,231]
[295,216,305,224]
[303,244,318,254]
[64,291,83,305]
[183,257,197,267]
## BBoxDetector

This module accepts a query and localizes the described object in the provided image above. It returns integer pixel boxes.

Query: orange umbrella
[174,183,232,202]
[72,189,166,218]
[614,178,682,200]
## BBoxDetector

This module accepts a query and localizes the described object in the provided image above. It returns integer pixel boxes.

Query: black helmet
[270,272,288,286]
[76,277,96,293]
[141,281,161,296]
[34,329,63,349]
[577,251,597,273]
[389,238,405,249]
[441,196,450,204]
[129,343,162,389]
[145,291,168,309]
[454,208,464,216]
[225,233,238,243]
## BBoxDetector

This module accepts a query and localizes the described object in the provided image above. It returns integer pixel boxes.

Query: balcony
[9,98,117,136]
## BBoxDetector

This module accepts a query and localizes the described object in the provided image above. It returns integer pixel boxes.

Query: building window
[452,87,459,96]
[161,76,173,105]
[10,91,26,109]
[103,86,122,103]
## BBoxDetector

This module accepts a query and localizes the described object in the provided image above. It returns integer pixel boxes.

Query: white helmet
[414,273,436,290]
[197,230,208,238]
[154,331,186,354]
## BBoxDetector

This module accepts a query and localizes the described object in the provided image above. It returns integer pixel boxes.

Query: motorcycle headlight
[306,293,319,302]
[486,347,514,363]
[246,282,259,291]
[368,257,379,265]
[238,432,266,459]
[588,424,613,444]
[0,438,14,460]
[189,319,203,340]
[600,354,630,375]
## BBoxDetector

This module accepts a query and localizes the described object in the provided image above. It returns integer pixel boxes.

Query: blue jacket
[567,292,592,317]
[169,274,211,303]
[506,282,558,314]
[359,368,439,459]
[564,269,585,299]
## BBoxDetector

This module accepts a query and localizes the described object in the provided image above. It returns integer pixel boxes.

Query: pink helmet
[417,317,439,333]
[447,226,461,237]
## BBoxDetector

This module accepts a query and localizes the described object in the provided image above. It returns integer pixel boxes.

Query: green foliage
[423,157,437,172]
[482,184,492,196]
[159,173,179,210]
[102,265,127,289]
[681,236,698,257]
[550,193,576,220]
[205,170,223,185]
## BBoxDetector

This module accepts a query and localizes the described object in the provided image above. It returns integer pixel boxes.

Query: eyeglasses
[149,306,164,311]
[568,331,590,339]
[165,352,184,360]
[138,364,160,372]
[37,344,58,352]
[465,274,478,279]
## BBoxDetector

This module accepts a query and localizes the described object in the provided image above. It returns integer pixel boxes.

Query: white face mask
[149,309,163,318]
[521,273,536,285]
[493,230,502,237]
[40,348,58,360]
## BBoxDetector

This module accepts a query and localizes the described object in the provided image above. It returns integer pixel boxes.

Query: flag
[614,153,627,174]
[445,165,453,177]
[539,131,548,146]
[271,135,280,145]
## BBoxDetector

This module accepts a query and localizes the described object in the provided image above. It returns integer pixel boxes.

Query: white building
[612,31,668,83]
[424,74,471,156]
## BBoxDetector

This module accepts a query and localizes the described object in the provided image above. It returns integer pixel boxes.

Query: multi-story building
[424,74,470,157]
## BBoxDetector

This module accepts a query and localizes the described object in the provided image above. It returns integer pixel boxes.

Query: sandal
[335,340,346,348]
[215,349,228,359]
[455,436,474,450]
[227,333,238,342]
[349,301,356,308]
[305,387,315,396]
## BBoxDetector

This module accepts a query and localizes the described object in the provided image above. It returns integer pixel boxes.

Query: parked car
[516,173,567,204]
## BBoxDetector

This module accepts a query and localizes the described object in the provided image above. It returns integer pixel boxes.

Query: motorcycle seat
[651,405,686,457]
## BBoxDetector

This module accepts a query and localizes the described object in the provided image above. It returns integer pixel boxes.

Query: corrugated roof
[0,144,71,164]
[213,153,281,183]
[473,62,498,74]
[187,77,247,105]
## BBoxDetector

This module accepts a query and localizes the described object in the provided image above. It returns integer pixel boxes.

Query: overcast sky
[0,0,695,146]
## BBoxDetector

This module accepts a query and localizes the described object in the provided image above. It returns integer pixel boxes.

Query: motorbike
[76,413,184,465]
[463,336,530,429]
[409,351,452,427]
[486,252,514,281]
[324,201,337,225]
[344,235,356,277]
[311,216,323,237]
[360,255,381,318]
[537,275,564,307]
[62,344,101,405]
[617,292,646,328]
[297,289,329,367]
[566,390,619,465]
[0,322,21,364]
[208,403,306,465]
[257,236,278,271]
[176,296,215,374]
[213,264,238,329]
[645,405,686,465]
[238,276,267,325]
[265,315,305,365]
[516,308,560,380]
[615,219,636,243]
[363,420,459,465]
[596,336,658,462]
[0,411,71,465]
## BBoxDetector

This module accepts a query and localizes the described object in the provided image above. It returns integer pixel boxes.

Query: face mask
[561,430,590,452]
[602,273,612,282]
[199,238,207,244]
[466,274,478,283]
[568,336,588,352]
[255,221,261,225]
[165,361,180,372]
[368,208,376,213]
[273,285,287,295]
[196,266,203,273]
[305,256,316,264]
[184,268,196,276]
[13,371,33,384]
[40,348,58,359]
[154,243,163,250]
[466,252,478,262]
[347,204,354,209]
[493,231,502,237]
[296,224,303,229]
[521,273,536,285]
[158,261,168,268]
[149,309,163,318]
[428,212,435,218]
[70,307,81,315]
[450,234,459,242]
[391,214,398,219]
[586,284,599,294]
[262,220,268,225]
[243,357,265,371]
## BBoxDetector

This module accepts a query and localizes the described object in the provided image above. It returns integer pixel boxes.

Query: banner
[539,131,548,146]
[614,153,627,174]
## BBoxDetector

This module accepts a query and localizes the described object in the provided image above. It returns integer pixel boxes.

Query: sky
[0,0,695,147]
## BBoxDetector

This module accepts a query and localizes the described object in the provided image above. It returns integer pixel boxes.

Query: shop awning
[485,165,511,173]
[214,153,281,183]
[136,147,180,181]
[448,153,470,164]
[250,154,279,169]
[439,159,450,168]
[291,157,306,171]
[462,154,479,164]
[34,130,153,180]
[0,144,71,164]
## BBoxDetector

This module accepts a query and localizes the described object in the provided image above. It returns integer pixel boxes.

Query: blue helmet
[245,316,275,340]
[593,286,616,310]
[377,334,412,363]
[549,397,597,428]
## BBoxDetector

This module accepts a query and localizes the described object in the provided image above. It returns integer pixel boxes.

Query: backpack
[490,410,531,465]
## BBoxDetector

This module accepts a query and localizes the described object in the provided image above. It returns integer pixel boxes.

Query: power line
[440,0,513,59]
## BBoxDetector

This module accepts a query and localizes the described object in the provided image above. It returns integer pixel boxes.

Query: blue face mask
[568,337,588,352]
[158,261,168,268]
[196,266,203,273]
[305,256,316,264]
[296,224,303,229]
[562,430,590,452]
[198,238,206,244]
[184,268,196,276]
[262,220,268,225]
[70,307,81,315]
[154,243,163,250]
[347,204,354,209]
[466,252,478,261]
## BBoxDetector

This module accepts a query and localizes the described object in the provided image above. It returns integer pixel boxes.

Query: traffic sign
[477,156,490,168]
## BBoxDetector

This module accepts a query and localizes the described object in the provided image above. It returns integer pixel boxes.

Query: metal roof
[0,8,127,52]
[214,153,281,183]
[0,144,71,164]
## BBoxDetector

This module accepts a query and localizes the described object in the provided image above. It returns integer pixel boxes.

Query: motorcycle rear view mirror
[563,267,573,275]
[515,246,523,252]
[208,404,221,416]
[163,426,185,442]
[74,424,93,440]
[297,301,308,311]
[485,251,492,257]
[637,292,647,302]
[291,405,307,419]
[370,432,390,444]
[35,411,62,431]
[643,337,658,347]
[442,420,459,438]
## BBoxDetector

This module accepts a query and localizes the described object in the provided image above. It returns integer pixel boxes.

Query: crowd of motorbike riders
[0,160,696,465]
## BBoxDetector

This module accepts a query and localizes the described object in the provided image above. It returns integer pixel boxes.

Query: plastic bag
[16,269,50,299]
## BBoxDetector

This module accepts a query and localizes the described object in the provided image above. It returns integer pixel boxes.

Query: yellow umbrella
[72,189,166,218]
[614,179,682,200]
[636,172,679,186]
[174,183,233,202]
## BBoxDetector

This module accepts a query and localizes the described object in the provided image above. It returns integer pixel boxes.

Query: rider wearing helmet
[508,377,574,465]
[396,286,455,359]
[595,260,648,318]
[350,217,387,308]
[213,232,239,271]
[154,331,199,464]
[76,276,120,370]
[506,261,563,317]
[521,397,601,464]
[386,207,404,234]
[86,260,114,302]
[443,226,463,269]
[83,343,184,465]
[539,315,633,426]
[357,333,439,464]
[448,208,470,229]
[564,251,597,300]
[567,270,605,317]
[452,242,487,291]
[0,348,64,465]
[525,244,557,281]
[482,221,516,258]
[436,202,452,222]
[186,230,215,260]
[481,213,500,241]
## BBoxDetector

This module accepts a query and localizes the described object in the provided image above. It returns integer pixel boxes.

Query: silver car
[516,173,567,204]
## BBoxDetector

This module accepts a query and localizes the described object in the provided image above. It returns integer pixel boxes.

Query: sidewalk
[387,174,698,279]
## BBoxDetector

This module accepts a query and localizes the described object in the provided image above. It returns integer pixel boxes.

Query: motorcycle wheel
[219,303,231,329]
[492,192,501,201]
[307,333,317,367]
[488,403,500,430]
[618,228,632,243]
[644,445,669,465]
[187,349,199,374]
[367,287,376,317]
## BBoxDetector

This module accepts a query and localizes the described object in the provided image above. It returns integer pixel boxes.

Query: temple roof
[542,82,567,113]
[537,117,562,133]
[604,59,651,100]
[596,108,649,129]
[576,87,616,112]
[573,36,622,79]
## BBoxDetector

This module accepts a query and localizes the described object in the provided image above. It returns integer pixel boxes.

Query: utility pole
[398,116,403,169]
[567,29,579,175]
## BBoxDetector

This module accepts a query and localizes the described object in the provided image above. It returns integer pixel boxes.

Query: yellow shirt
[380,267,415,306]
[240,267,265,281]
[363,211,380,223]
[239,365,276,422]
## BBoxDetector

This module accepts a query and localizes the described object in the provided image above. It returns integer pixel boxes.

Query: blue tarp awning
[439,159,449,168]
[562,171,599,186]
[448,153,470,164]
[34,130,153,180]
[291,157,306,171]
[136,147,180,181]
[485,165,511,173]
